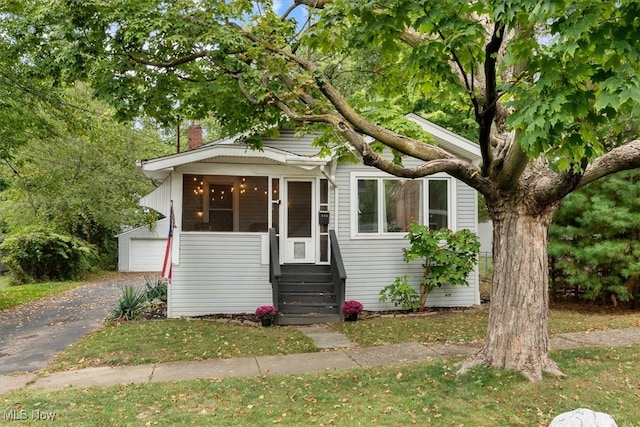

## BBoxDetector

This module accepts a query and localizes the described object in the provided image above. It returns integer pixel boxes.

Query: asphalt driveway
[0,273,148,374]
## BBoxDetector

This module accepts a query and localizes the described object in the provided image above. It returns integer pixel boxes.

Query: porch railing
[268,228,281,307]
[329,230,347,318]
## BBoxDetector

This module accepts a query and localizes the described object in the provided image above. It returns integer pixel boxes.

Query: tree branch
[294,0,332,8]
[332,119,498,199]
[492,130,529,190]
[579,140,640,188]
[314,74,457,162]
[128,51,211,68]
[232,24,459,163]
[271,96,335,124]
[477,22,505,176]
[534,158,588,207]
[272,91,498,199]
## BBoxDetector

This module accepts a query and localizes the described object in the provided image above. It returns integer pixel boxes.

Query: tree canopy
[5,0,640,381]
[0,84,170,266]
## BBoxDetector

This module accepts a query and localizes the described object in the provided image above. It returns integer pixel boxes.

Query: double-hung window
[354,174,450,236]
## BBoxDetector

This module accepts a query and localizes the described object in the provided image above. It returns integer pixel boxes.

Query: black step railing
[329,230,347,319]
[268,228,281,308]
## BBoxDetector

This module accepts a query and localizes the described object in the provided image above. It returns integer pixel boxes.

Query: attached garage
[117,218,169,272]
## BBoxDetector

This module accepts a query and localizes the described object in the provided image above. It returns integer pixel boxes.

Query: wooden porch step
[280,264,332,283]
[279,273,333,283]
[276,264,340,324]
[278,283,335,293]
[278,302,339,314]
[277,313,341,325]
[279,292,337,304]
[281,264,332,273]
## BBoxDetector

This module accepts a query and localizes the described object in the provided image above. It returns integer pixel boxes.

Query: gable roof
[406,113,481,164]
[137,136,331,181]
[137,115,481,181]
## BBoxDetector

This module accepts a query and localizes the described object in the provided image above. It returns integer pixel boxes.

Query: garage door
[130,239,166,272]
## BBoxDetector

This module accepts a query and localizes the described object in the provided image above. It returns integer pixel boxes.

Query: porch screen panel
[182,175,205,231]
[182,174,268,232]
[238,176,269,232]
[287,181,312,238]
[209,183,234,231]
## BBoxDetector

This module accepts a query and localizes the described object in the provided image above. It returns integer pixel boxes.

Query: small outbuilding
[116,218,169,273]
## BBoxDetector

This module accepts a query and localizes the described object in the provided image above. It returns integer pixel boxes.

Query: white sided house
[137,115,481,324]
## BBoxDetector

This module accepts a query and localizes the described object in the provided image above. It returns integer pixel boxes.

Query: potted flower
[341,300,363,322]
[255,305,278,326]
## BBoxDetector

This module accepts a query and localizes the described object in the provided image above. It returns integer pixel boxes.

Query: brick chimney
[187,121,203,150]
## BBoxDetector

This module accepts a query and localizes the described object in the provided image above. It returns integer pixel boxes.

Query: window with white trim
[354,176,450,235]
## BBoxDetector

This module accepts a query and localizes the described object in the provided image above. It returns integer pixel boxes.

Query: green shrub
[387,224,480,312]
[143,276,168,302]
[108,278,168,322]
[0,228,97,284]
[109,285,148,322]
[379,275,420,311]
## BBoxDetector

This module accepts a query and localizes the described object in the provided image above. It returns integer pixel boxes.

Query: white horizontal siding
[169,233,272,317]
[262,130,324,156]
[334,160,479,311]
[455,182,480,305]
[138,178,172,217]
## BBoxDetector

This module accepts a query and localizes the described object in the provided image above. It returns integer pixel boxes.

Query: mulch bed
[139,304,489,323]
[139,300,636,323]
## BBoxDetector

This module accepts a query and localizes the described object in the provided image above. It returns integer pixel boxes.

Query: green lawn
[329,308,640,347]
[44,306,640,373]
[0,272,114,311]
[3,277,639,425]
[46,319,318,372]
[3,345,639,426]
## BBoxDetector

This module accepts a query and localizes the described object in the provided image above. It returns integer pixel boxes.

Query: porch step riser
[281,265,331,274]
[279,293,336,304]
[277,314,341,325]
[279,305,339,315]
[280,274,333,283]
[279,283,335,293]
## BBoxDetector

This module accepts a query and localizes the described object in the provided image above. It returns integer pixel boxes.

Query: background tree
[0,6,64,163]
[549,169,640,306]
[0,84,170,267]
[549,114,640,306]
[7,1,640,381]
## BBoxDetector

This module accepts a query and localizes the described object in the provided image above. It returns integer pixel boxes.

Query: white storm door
[283,179,315,263]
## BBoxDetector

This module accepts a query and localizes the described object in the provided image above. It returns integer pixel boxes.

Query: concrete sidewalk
[2,326,640,394]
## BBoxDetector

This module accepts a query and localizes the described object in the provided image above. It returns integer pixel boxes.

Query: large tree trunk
[458,201,564,382]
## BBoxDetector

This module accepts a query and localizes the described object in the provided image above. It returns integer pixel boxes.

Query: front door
[283,179,315,263]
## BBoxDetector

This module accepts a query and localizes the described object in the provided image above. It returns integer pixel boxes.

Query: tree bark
[458,201,564,382]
